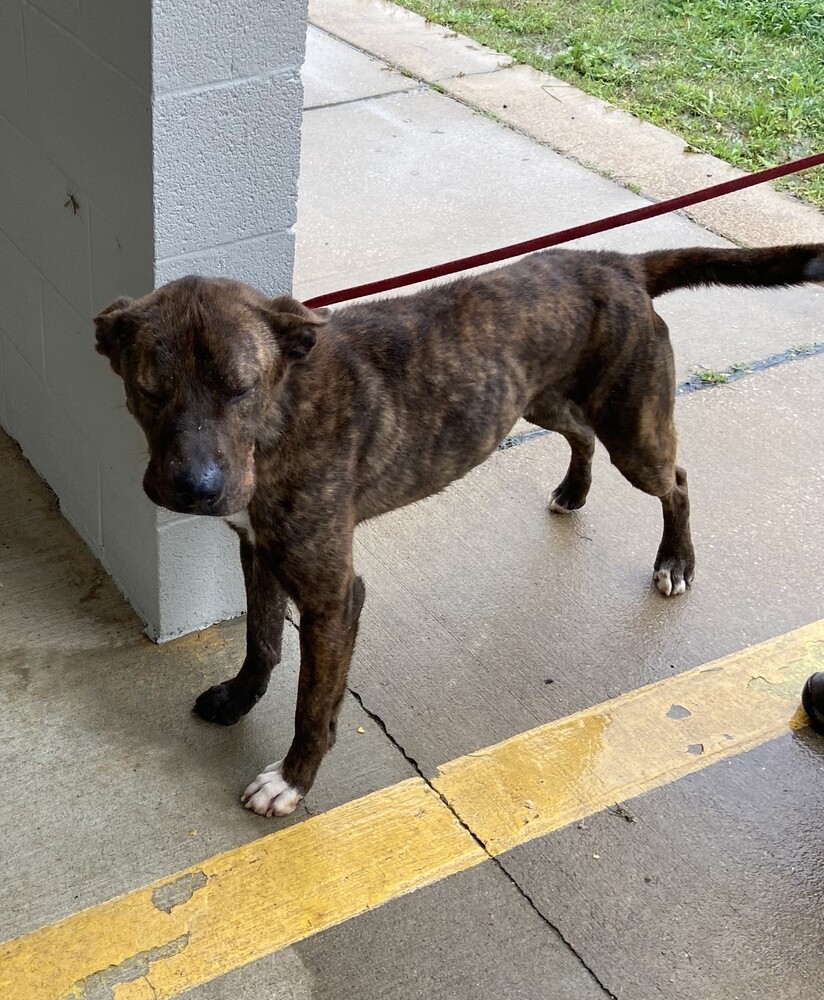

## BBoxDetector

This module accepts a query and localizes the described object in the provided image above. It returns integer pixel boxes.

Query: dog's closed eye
[224,380,259,404]
[137,385,166,408]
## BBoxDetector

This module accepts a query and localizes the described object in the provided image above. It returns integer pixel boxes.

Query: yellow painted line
[434,620,821,855]
[2,621,822,999]
[2,780,484,1000]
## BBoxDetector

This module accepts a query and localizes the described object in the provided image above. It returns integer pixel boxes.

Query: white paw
[549,498,575,514]
[654,566,687,597]
[241,759,303,817]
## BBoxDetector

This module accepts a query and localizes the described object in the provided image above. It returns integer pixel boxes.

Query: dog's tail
[637,244,824,298]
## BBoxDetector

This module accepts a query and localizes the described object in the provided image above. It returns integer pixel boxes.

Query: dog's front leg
[194,536,287,726]
[242,573,365,817]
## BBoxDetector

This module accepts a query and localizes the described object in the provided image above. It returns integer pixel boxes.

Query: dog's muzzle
[144,460,233,516]
[172,462,225,512]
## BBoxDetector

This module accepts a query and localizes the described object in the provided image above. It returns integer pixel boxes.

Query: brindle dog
[95,244,824,816]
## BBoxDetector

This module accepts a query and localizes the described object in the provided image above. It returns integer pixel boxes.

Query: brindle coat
[95,243,824,816]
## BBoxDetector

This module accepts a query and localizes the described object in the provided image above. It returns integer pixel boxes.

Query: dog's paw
[549,482,588,513]
[193,680,256,726]
[549,495,578,514]
[653,558,694,597]
[241,760,303,817]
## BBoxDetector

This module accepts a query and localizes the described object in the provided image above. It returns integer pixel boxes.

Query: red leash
[303,151,824,309]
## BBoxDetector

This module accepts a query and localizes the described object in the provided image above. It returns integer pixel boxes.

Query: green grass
[691,366,730,384]
[397,0,824,206]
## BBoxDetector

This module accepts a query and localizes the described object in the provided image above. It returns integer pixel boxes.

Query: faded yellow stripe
[1,781,484,1000]
[433,620,821,854]
[2,621,821,999]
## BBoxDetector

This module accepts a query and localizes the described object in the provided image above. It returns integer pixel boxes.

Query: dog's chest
[224,510,257,545]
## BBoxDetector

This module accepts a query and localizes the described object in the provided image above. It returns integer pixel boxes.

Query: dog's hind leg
[525,395,595,512]
[194,536,287,725]
[653,466,693,596]
[598,405,695,597]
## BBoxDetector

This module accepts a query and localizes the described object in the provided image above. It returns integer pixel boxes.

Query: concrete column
[0,0,308,640]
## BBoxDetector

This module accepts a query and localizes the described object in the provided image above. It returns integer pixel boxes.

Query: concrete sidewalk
[2,5,824,999]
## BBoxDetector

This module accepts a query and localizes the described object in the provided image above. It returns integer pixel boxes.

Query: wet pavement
[2,4,824,999]
[504,730,824,1000]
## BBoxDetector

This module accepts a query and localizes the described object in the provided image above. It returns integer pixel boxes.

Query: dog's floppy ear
[94,296,138,375]
[260,295,330,361]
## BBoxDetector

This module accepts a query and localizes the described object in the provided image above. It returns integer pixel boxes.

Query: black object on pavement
[801,673,824,736]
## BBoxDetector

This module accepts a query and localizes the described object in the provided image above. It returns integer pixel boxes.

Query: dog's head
[95,276,329,516]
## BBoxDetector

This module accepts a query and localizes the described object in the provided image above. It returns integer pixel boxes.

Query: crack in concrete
[283,580,618,993]
[151,870,208,914]
[59,934,189,1000]
[347,686,618,999]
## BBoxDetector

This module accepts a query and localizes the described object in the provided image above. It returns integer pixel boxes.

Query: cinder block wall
[0,0,308,640]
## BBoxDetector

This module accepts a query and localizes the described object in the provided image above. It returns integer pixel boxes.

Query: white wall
[0,0,308,640]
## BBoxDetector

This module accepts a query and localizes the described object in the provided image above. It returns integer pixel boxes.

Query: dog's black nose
[173,464,225,508]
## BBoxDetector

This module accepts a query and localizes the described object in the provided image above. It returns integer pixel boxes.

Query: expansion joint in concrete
[304,88,421,113]
[677,340,824,395]
[307,21,507,89]
[346,685,618,1000]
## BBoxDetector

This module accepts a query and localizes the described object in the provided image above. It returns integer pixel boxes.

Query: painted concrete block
[89,199,154,314]
[0,1,28,132]
[100,458,161,632]
[3,338,102,548]
[155,230,296,297]
[153,70,302,257]
[28,0,79,32]
[153,0,308,93]
[24,5,152,235]
[156,508,196,529]
[60,498,101,560]
[2,337,50,474]
[157,517,246,640]
[0,233,44,375]
[42,284,146,466]
[0,336,8,431]
[39,401,101,550]
[0,118,92,318]
[3,0,305,641]
[79,0,151,91]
